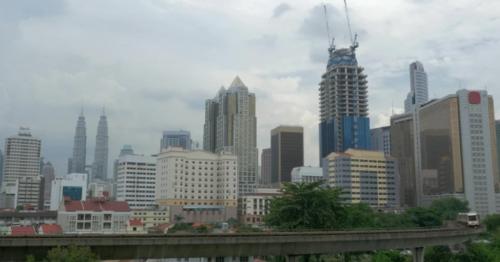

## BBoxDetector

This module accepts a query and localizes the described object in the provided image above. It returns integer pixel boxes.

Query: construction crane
[323,0,358,51]
[343,0,358,50]
[323,4,335,53]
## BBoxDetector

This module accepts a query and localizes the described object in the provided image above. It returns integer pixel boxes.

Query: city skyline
[0,1,499,176]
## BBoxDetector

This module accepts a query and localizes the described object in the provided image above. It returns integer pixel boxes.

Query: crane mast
[343,0,358,50]
[323,4,335,52]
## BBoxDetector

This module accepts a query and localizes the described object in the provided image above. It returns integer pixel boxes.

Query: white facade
[238,188,281,225]
[116,154,156,209]
[404,61,428,113]
[156,147,238,223]
[57,200,130,234]
[50,173,88,210]
[2,128,42,209]
[291,166,324,183]
[457,90,497,215]
[88,179,114,198]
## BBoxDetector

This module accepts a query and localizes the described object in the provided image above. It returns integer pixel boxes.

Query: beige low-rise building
[130,209,169,229]
[156,148,238,223]
[324,149,399,209]
[238,188,281,226]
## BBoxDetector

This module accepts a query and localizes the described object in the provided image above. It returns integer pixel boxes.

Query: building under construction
[319,2,370,162]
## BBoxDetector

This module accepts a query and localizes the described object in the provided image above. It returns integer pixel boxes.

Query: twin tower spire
[69,108,108,181]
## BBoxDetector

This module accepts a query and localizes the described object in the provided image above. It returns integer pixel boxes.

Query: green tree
[429,197,469,221]
[264,182,345,230]
[372,250,408,262]
[174,215,184,223]
[45,246,99,262]
[484,214,500,233]
[406,207,442,227]
[455,243,496,262]
[425,246,455,262]
[342,203,376,229]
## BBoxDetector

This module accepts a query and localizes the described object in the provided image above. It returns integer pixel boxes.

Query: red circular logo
[468,91,481,104]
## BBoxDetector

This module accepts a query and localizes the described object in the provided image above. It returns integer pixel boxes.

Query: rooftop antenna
[343,0,358,50]
[323,4,335,53]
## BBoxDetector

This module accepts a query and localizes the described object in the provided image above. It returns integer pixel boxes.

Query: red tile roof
[11,226,36,236]
[64,200,130,212]
[129,219,143,226]
[39,224,63,235]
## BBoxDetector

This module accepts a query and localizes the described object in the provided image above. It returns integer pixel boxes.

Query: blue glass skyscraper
[319,43,370,164]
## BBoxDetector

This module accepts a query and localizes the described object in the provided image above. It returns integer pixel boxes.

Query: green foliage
[26,255,35,262]
[372,250,408,262]
[195,225,209,233]
[341,203,376,229]
[265,182,463,231]
[169,222,192,233]
[455,243,497,262]
[406,207,442,227]
[226,217,239,227]
[265,181,344,230]
[484,214,500,233]
[173,215,184,223]
[429,197,469,221]
[425,246,455,262]
[45,246,99,262]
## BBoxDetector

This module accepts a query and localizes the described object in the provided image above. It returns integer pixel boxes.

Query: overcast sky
[1,0,499,178]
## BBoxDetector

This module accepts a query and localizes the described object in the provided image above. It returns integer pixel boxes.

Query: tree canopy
[26,246,99,262]
[265,181,345,230]
[265,182,469,231]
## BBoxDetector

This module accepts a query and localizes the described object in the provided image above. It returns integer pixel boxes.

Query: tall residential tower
[2,128,43,209]
[203,76,258,195]
[92,110,109,181]
[319,43,370,163]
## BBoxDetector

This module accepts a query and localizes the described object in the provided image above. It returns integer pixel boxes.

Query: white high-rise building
[291,166,324,183]
[2,128,42,209]
[50,173,88,210]
[404,61,429,113]
[156,147,238,223]
[116,154,156,209]
[203,76,258,195]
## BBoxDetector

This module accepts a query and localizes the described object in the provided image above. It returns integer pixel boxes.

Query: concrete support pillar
[412,247,425,262]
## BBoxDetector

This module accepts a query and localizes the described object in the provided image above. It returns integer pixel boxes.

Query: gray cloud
[0,0,499,176]
[272,3,292,18]
[0,0,65,22]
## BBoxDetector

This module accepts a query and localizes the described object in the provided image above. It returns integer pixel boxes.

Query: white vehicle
[457,212,480,227]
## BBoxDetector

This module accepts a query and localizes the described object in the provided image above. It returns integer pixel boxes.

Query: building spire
[101,106,106,116]
[229,76,246,88]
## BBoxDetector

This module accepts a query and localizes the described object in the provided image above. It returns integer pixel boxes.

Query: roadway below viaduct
[0,227,484,261]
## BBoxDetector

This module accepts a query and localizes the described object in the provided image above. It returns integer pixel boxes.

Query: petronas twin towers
[69,109,108,181]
